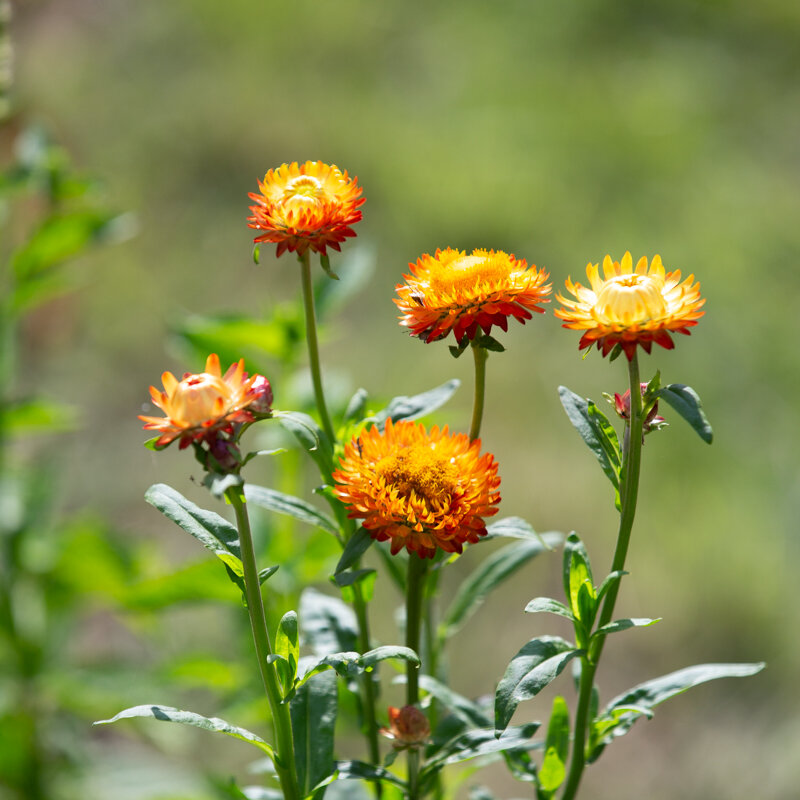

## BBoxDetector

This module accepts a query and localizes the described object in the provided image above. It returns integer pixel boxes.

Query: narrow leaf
[299,588,358,656]
[367,379,460,427]
[495,637,579,733]
[417,674,491,729]
[592,617,660,640]
[335,526,374,575]
[291,671,338,797]
[94,704,275,761]
[657,384,713,443]
[277,411,334,476]
[539,696,570,794]
[442,539,554,639]
[245,484,338,536]
[558,387,621,490]
[422,723,541,772]
[276,611,299,686]
[485,517,560,548]
[525,597,575,621]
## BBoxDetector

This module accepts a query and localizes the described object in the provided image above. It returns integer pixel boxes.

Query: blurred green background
[3,0,799,798]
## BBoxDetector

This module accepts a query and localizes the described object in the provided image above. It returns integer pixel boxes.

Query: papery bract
[555,252,704,360]
[333,419,500,559]
[395,247,551,344]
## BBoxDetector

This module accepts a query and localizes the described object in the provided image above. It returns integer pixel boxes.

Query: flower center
[376,444,459,507]
[280,175,326,213]
[430,254,512,295]
[595,274,667,325]
[170,373,232,426]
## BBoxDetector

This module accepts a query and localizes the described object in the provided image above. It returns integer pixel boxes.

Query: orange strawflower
[140,354,272,450]
[381,706,431,750]
[333,419,500,559]
[247,161,364,258]
[555,252,705,360]
[394,247,551,344]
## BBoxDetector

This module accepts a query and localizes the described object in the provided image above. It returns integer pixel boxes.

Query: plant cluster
[100,160,764,800]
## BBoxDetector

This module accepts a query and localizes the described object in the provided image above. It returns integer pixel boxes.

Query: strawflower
[333,419,500,559]
[140,354,272,449]
[395,247,551,344]
[247,160,364,257]
[381,706,431,751]
[555,252,705,360]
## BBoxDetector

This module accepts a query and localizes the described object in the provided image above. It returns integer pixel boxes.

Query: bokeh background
[3,0,799,798]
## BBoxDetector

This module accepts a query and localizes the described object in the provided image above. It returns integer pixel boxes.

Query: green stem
[405,553,427,800]
[468,341,488,442]
[226,487,300,800]
[352,577,383,798]
[560,353,644,800]
[299,250,336,445]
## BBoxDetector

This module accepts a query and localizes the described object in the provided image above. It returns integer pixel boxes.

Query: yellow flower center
[376,445,459,507]
[281,175,325,214]
[430,254,512,295]
[170,373,231,426]
[595,274,667,325]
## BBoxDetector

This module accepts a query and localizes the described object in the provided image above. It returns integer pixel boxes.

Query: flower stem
[560,352,644,800]
[405,553,427,800]
[226,487,300,800]
[468,341,488,442]
[299,250,336,445]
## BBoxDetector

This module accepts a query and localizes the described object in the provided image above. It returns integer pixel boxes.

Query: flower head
[247,161,364,258]
[140,354,272,450]
[555,252,705,360]
[395,247,551,344]
[333,419,500,559]
[381,706,430,751]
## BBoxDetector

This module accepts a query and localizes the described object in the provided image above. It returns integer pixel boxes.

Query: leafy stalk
[225,487,300,800]
[560,352,643,800]
[298,250,336,444]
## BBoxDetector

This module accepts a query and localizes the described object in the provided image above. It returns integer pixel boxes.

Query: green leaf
[558,386,621,492]
[592,617,660,641]
[259,565,280,585]
[297,646,419,687]
[144,484,243,579]
[562,533,594,620]
[94,705,275,761]
[291,671,337,798]
[417,674,491,729]
[334,526,374,575]
[328,761,406,789]
[657,384,713,444]
[524,597,575,622]
[343,388,368,423]
[335,569,377,604]
[276,611,299,690]
[495,637,580,733]
[367,379,460,427]
[595,570,626,606]
[299,588,358,656]
[441,539,554,639]
[277,411,334,477]
[245,484,338,537]
[319,252,340,280]
[539,696,570,794]
[484,517,562,549]
[589,662,765,761]
[422,723,541,773]
[476,334,505,352]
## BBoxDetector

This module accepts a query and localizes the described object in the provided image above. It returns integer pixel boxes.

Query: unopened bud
[381,705,430,750]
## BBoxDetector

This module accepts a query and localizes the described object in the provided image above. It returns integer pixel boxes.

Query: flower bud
[247,375,274,415]
[381,705,430,750]
[613,383,666,435]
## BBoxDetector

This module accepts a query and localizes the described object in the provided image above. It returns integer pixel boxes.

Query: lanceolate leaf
[367,379,460,427]
[144,484,242,577]
[422,722,541,773]
[495,637,580,733]
[291,671,338,798]
[657,383,713,444]
[539,696,570,794]
[417,675,490,729]
[592,617,660,640]
[245,484,338,536]
[299,589,359,656]
[524,597,575,621]
[441,539,555,639]
[297,646,419,687]
[327,761,406,789]
[485,517,561,548]
[94,705,275,761]
[589,662,765,761]
[334,526,374,575]
[277,411,335,477]
[558,386,621,492]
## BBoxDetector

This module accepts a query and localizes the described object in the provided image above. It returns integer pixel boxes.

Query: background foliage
[4,0,798,798]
